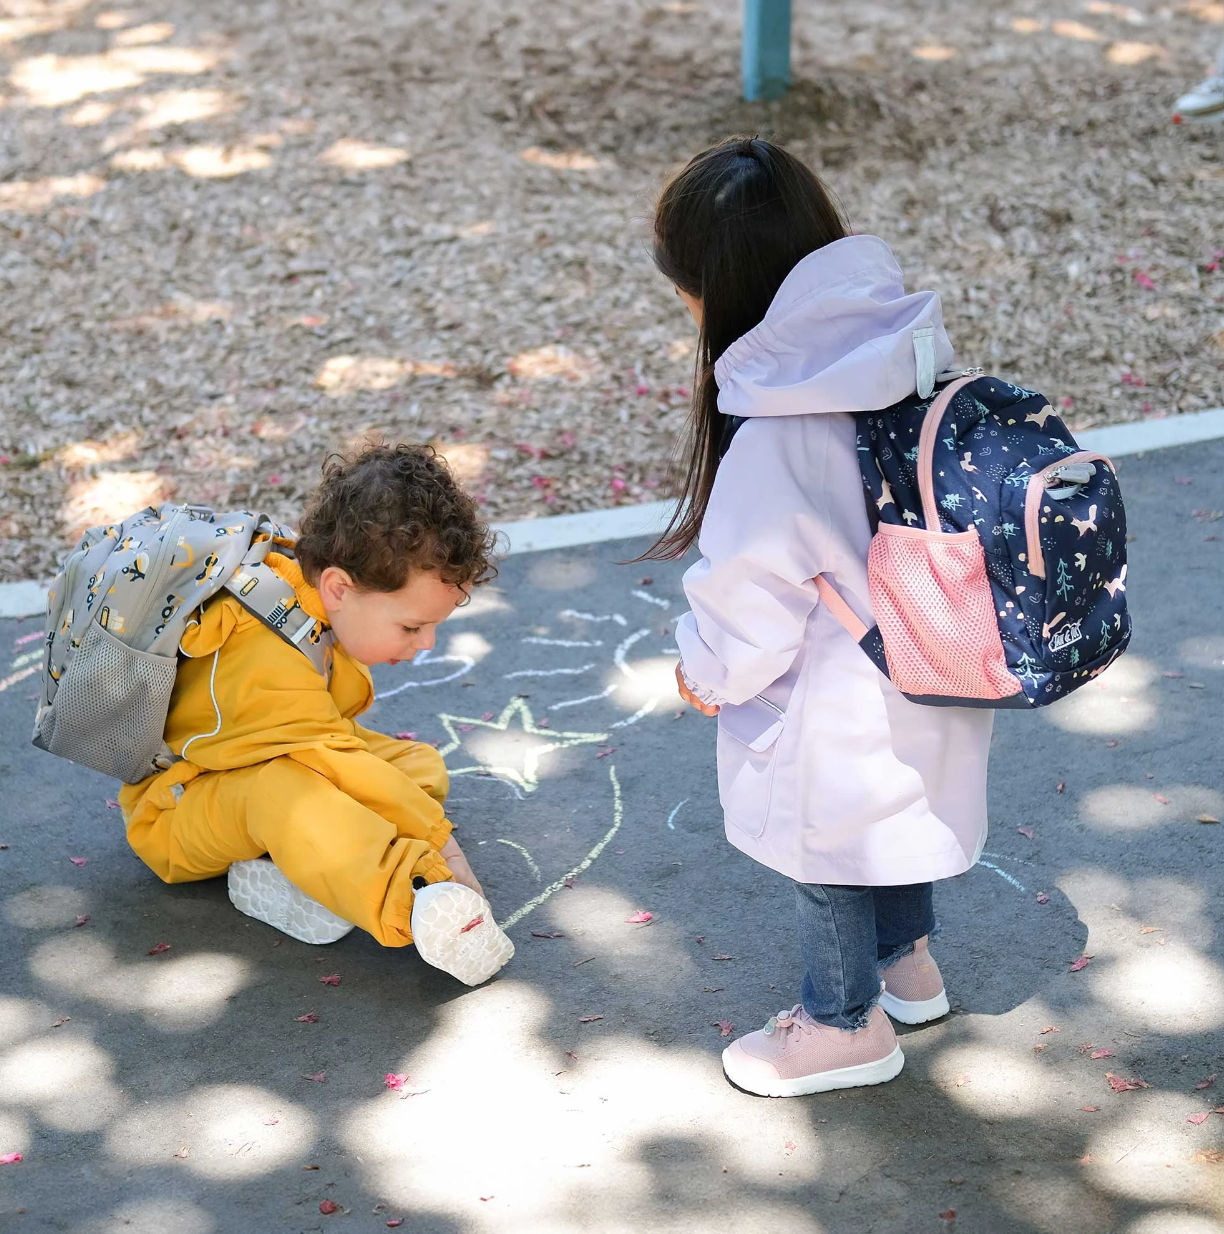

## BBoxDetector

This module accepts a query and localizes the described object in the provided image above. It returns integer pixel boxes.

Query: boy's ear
[316,565,355,607]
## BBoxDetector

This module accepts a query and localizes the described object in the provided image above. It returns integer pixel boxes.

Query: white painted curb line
[2,405,1221,617]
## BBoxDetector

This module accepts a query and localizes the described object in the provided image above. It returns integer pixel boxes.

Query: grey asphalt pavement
[0,440,1221,1234]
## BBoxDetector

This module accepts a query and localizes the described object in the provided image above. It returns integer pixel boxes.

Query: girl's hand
[676,663,720,716]
[439,835,486,899]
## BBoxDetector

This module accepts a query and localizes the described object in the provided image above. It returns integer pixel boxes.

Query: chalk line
[521,637,603,647]
[976,859,1026,893]
[666,798,689,830]
[632,589,670,610]
[550,683,619,711]
[613,628,651,676]
[610,697,660,729]
[0,665,39,693]
[497,838,542,882]
[560,609,627,626]
[13,631,42,648]
[503,663,596,680]
[375,648,474,699]
[499,763,624,931]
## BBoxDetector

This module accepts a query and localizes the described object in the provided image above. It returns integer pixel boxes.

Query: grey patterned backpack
[32,503,335,784]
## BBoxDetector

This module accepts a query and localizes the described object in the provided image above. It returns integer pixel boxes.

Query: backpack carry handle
[916,374,977,531]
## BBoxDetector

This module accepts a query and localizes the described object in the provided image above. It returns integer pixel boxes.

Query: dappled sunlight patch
[1085,1100,1224,1205]
[526,556,598,591]
[1080,783,1224,831]
[1177,633,1224,673]
[0,17,62,46]
[9,44,221,108]
[0,173,104,213]
[507,345,600,384]
[446,631,493,663]
[1090,946,1224,1032]
[433,440,488,483]
[67,99,118,125]
[1126,1213,1224,1234]
[1042,653,1156,734]
[112,21,174,47]
[0,996,60,1050]
[912,45,958,61]
[319,138,409,170]
[1052,19,1105,40]
[446,587,511,621]
[95,12,135,31]
[1011,17,1044,32]
[345,986,827,1222]
[0,1035,125,1131]
[3,884,90,930]
[609,653,681,716]
[119,88,238,140]
[1107,41,1165,64]
[547,885,697,969]
[1177,1,1224,22]
[78,1197,216,1234]
[61,470,174,540]
[314,354,457,396]
[0,1110,29,1159]
[107,1083,316,1178]
[29,935,253,1029]
[929,1043,1062,1116]
[520,146,606,171]
[174,144,272,178]
[667,337,694,360]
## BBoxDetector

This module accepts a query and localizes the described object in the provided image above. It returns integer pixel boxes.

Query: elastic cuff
[424,816,453,851]
[412,849,453,886]
[680,663,729,709]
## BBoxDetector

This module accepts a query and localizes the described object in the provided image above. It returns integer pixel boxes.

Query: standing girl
[651,137,993,1097]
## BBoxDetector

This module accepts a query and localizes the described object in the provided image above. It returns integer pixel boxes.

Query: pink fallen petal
[294,1012,319,1023]
[596,747,618,759]
[1040,1025,1061,1035]
[384,1073,410,1091]
[563,876,575,889]
[714,1020,733,1037]
[69,856,87,867]
[1154,793,1171,805]
[147,942,172,955]
[1195,1075,1217,1090]
[713,953,734,961]
[481,712,494,721]
[625,911,653,925]
[1105,740,1119,748]
[1187,1112,1211,1125]
[393,731,417,741]
[537,718,550,728]
[74,914,90,927]
[635,384,650,396]
[1069,955,1092,972]
[1036,892,1050,904]
[578,1014,603,1023]
[1090,1048,1115,1060]
[0,1152,22,1165]
[1056,781,1066,794]
[1081,1105,1100,1112]
[1105,1072,1150,1093]
[1174,476,1194,485]
[1018,826,1034,839]
[319,1199,338,1214]
[387,1222,404,1229]
[105,799,119,809]
[268,474,283,486]
[1133,270,1156,290]
[318,974,341,986]
[302,1071,327,1083]
[1163,671,1186,680]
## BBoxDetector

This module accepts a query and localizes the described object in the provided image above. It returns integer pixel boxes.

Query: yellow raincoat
[118,553,453,947]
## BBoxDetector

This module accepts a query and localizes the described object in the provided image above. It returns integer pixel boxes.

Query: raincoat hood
[713,234,955,419]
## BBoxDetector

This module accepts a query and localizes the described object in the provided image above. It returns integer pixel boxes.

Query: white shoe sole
[723,1042,905,1097]
[880,987,950,1025]
[410,882,514,987]
[227,858,355,945]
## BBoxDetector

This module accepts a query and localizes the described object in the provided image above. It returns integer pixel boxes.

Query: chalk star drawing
[436,695,607,793]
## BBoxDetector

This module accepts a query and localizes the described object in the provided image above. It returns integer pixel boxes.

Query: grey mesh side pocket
[32,621,178,783]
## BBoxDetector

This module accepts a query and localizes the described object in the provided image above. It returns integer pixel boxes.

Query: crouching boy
[117,443,513,985]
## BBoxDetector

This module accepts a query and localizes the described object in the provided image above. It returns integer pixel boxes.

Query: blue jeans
[795,881,936,1030]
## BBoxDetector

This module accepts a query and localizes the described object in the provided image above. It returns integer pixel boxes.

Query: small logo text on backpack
[1048,619,1082,653]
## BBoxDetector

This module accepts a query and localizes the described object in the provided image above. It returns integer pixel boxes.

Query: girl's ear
[676,287,704,328]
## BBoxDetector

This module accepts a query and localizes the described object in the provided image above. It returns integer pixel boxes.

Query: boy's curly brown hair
[295,441,499,593]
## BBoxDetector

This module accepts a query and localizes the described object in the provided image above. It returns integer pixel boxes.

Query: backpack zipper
[1023,451,1115,579]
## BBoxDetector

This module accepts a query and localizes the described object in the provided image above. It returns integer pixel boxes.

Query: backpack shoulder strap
[222,559,336,681]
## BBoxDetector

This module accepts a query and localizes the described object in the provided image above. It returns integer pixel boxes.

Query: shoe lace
[762,1004,812,1039]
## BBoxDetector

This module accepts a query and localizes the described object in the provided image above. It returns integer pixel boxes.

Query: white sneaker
[410,881,514,986]
[227,857,355,945]
[1174,74,1224,123]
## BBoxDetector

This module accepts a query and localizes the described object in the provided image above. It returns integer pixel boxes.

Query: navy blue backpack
[814,371,1131,707]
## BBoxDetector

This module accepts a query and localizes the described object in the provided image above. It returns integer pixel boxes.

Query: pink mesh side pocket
[867,525,1020,700]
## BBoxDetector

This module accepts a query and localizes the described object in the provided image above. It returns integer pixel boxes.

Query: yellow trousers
[126,733,452,947]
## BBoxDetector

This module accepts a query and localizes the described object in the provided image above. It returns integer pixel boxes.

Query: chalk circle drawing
[375,646,475,699]
[436,695,607,793]
[499,763,624,931]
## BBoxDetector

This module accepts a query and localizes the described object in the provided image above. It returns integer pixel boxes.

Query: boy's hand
[676,663,719,716]
[440,836,486,900]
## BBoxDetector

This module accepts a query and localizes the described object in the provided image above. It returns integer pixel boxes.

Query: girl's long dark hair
[644,136,849,559]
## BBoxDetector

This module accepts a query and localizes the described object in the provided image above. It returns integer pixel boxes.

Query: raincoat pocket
[717,695,786,839]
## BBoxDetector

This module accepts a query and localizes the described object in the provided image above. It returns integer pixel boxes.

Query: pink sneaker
[721,1003,903,1097]
[879,936,949,1024]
